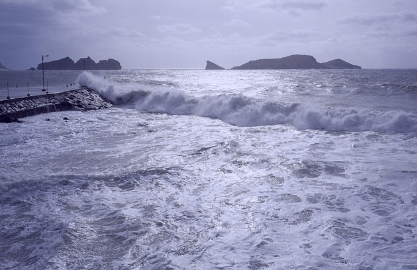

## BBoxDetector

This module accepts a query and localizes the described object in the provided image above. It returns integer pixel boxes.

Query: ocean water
[1,69,417,269]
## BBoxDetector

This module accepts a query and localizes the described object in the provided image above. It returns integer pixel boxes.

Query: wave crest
[78,72,417,133]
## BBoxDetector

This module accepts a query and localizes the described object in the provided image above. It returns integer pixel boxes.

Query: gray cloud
[262,0,327,11]
[257,29,319,46]
[50,0,106,15]
[151,15,162,21]
[1,0,417,69]
[339,10,417,26]
[222,0,249,12]
[404,28,417,37]
[223,0,327,13]
[106,27,148,40]
[226,19,250,27]
[156,23,202,35]
[0,0,105,38]
[280,1,327,10]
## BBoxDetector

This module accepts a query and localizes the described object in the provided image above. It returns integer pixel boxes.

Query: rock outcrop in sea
[0,62,7,69]
[320,59,362,69]
[209,55,361,70]
[233,55,323,70]
[205,61,226,70]
[232,55,361,70]
[0,88,113,122]
[36,57,122,70]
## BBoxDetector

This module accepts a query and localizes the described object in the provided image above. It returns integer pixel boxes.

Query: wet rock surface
[0,88,112,122]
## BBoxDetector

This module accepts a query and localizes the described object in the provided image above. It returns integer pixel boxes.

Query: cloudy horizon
[1,0,416,69]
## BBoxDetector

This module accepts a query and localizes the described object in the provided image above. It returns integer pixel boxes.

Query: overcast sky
[1,0,416,69]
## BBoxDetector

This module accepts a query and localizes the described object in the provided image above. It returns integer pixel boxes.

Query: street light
[7,82,10,99]
[42,54,49,91]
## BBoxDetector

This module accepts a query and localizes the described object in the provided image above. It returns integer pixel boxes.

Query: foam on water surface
[1,69,417,269]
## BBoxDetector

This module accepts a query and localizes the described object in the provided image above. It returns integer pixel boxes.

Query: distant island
[206,55,361,70]
[37,56,122,70]
[0,62,6,69]
[205,61,226,70]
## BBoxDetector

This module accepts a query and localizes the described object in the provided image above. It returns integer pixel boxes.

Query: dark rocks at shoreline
[205,61,226,70]
[36,56,122,70]
[0,88,113,122]
[0,116,23,123]
[206,54,362,70]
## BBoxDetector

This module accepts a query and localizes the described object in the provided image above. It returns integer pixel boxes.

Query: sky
[0,0,417,69]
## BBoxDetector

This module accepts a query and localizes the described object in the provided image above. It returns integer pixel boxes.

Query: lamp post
[42,54,49,91]
[7,82,10,99]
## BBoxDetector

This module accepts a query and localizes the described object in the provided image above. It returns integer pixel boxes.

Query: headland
[37,57,122,70]
[206,54,361,70]
[205,61,226,70]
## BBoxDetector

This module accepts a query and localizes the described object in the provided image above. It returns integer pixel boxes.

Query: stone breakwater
[0,88,112,122]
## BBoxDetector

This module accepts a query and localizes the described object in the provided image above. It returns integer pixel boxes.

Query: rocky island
[205,61,225,70]
[0,62,7,69]
[320,58,362,69]
[37,56,122,70]
[206,55,361,70]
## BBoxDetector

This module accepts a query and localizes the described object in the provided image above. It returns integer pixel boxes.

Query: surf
[78,71,417,134]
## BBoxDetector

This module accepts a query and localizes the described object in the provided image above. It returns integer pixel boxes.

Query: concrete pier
[0,88,112,122]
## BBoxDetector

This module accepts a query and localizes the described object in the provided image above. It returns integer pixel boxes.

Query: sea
[0,68,417,269]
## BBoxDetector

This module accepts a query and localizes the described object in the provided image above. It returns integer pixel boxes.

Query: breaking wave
[78,72,417,134]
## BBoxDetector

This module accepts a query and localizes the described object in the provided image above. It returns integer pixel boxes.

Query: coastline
[0,88,112,122]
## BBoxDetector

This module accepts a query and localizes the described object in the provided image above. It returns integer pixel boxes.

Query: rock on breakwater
[0,88,112,122]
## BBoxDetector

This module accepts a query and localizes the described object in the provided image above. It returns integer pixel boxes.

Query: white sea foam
[78,71,417,133]
[2,69,417,269]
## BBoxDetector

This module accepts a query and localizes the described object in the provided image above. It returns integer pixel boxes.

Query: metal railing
[1,81,78,101]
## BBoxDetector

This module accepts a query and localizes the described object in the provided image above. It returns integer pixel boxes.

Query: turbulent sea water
[1,69,417,269]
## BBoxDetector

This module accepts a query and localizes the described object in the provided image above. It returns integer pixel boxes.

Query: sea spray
[78,71,417,133]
